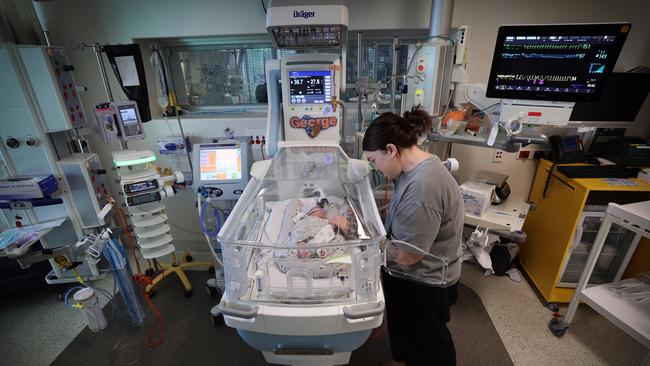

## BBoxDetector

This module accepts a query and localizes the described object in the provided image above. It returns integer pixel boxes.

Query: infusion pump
[93,101,144,143]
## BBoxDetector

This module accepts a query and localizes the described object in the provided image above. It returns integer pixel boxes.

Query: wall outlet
[492,149,504,163]
[533,150,548,160]
[246,130,266,140]
[517,150,531,160]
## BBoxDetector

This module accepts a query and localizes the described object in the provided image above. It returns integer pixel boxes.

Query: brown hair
[362,106,433,152]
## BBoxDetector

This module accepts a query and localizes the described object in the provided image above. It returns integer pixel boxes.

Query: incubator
[217,144,385,366]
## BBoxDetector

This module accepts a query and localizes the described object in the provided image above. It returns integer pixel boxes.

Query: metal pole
[356,32,363,131]
[429,0,455,37]
[157,45,193,173]
[72,129,85,153]
[390,36,399,114]
[43,31,53,46]
[400,75,408,116]
[93,44,113,102]
[92,43,127,149]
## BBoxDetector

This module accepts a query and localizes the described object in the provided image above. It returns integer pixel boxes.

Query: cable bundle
[104,238,146,326]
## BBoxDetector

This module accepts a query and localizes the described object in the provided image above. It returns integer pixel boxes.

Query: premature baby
[289,198,358,259]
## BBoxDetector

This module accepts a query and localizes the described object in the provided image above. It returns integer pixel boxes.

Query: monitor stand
[500,99,574,126]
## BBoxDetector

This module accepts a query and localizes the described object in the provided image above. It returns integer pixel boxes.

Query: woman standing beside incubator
[363,107,464,366]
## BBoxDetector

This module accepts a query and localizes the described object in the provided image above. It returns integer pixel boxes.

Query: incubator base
[262,350,352,366]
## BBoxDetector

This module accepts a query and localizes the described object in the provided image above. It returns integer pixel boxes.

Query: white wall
[33,0,650,255]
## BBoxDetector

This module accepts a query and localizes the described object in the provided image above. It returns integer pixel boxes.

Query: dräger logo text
[293,10,316,19]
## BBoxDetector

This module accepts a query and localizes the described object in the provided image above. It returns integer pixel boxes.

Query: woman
[363,107,464,366]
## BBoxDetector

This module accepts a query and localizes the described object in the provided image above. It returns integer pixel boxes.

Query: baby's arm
[329,213,358,239]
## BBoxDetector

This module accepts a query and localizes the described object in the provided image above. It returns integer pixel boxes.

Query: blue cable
[63,286,85,308]
[104,238,145,326]
[200,200,223,237]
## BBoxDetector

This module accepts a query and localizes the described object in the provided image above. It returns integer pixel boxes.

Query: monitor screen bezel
[486,23,631,102]
[198,144,244,184]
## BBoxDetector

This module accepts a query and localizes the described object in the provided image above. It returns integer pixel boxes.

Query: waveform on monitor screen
[496,74,578,83]
[502,43,592,51]
[501,52,586,59]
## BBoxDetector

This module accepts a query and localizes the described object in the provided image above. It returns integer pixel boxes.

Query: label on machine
[288,115,338,139]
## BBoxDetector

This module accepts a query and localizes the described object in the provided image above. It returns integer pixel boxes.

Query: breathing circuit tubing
[199,195,228,238]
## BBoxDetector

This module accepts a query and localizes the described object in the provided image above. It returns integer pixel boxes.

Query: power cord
[542,162,557,199]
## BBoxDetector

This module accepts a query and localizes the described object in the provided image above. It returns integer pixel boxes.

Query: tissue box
[0,175,58,200]
[460,181,495,217]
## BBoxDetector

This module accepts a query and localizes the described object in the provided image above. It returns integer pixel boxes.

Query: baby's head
[306,198,333,219]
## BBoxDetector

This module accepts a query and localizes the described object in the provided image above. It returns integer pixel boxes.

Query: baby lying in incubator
[272,196,359,278]
[289,198,358,258]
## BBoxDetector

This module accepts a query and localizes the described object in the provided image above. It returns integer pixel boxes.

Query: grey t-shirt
[385,155,464,286]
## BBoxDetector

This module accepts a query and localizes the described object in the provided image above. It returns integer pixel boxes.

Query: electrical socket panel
[516,150,532,160]
[516,149,548,160]
[246,129,266,144]
[492,149,504,163]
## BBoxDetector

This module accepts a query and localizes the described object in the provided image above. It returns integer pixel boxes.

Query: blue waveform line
[502,52,586,59]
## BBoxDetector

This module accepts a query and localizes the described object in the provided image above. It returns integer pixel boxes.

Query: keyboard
[556,165,640,179]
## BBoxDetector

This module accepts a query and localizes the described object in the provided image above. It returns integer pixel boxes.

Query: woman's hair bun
[402,106,433,137]
[362,107,433,151]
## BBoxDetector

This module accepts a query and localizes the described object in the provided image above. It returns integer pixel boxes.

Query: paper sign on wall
[115,56,140,86]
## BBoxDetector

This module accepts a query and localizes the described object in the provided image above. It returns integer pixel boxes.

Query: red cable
[143,284,164,347]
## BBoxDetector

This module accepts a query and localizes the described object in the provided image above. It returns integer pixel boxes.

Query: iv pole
[91,43,128,150]
[154,44,193,174]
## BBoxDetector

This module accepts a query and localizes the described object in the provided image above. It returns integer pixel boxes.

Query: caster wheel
[185,255,193,262]
[210,312,224,327]
[207,266,215,274]
[184,290,193,298]
[546,303,560,313]
[206,285,221,298]
[549,318,568,337]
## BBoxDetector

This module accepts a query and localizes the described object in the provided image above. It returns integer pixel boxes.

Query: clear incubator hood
[217,145,385,306]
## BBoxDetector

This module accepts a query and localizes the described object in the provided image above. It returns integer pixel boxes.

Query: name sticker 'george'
[289,115,338,138]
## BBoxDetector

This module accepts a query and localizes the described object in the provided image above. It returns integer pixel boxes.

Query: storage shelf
[581,284,650,349]
[140,244,175,259]
[427,130,510,149]
[135,224,171,239]
[464,196,530,232]
[131,214,167,228]
[138,234,173,249]
[519,159,650,303]
[129,203,164,216]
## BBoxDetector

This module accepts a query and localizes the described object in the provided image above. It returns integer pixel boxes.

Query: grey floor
[1,274,114,366]
[0,264,647,366]
[461,264,647,366]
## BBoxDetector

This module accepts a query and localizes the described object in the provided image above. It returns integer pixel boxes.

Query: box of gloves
[459,180,494,217]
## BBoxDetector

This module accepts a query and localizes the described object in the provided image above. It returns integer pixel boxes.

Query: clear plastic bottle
[73,288,107,332]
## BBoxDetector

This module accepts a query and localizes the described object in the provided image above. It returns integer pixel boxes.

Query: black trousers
[382,270,458,366]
